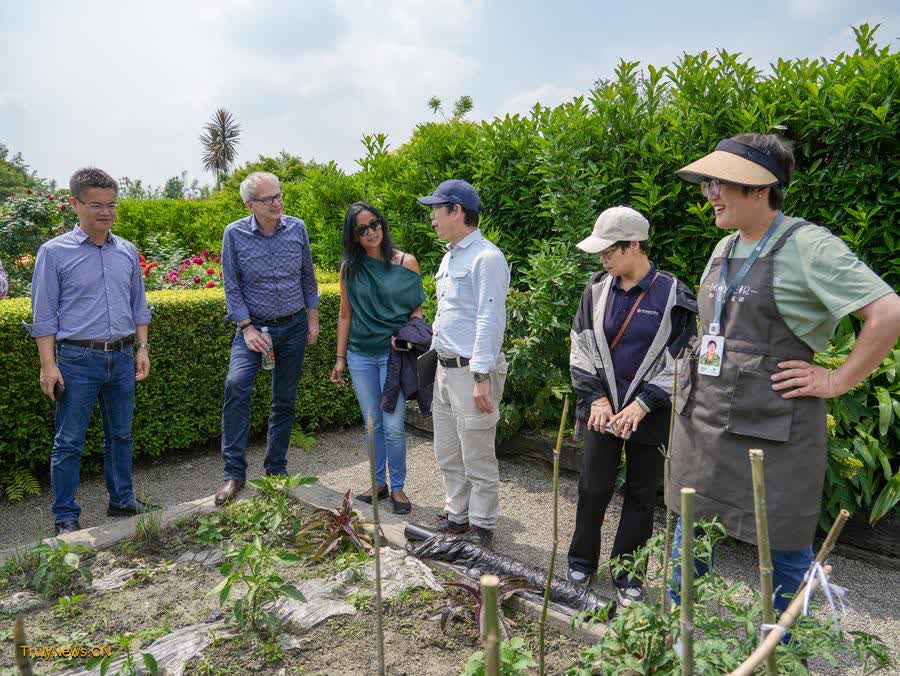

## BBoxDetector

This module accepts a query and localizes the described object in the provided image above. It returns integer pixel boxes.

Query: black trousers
[567,428,664,588]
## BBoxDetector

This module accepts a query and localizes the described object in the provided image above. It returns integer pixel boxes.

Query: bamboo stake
[538,394,569,676]
[482,574,501,676]
[366,415,385,676]
[680,488,696,676]
[14,616,33,676]
[659,355,679,614]
[730,509,850,676]
[749,449,777,676]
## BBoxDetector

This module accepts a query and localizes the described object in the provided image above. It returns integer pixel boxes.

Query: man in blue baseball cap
[418,180,510,549]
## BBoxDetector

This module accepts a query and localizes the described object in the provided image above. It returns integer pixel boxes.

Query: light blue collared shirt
[432,229,510,373]
[25,225,153,340]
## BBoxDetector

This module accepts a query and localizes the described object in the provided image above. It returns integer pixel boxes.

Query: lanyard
[710,211,784,336]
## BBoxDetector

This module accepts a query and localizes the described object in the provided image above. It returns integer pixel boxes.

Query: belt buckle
[103,342,114,352]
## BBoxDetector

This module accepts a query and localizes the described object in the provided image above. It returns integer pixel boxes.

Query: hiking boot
[436,513,470,535]
[467,525,494,549]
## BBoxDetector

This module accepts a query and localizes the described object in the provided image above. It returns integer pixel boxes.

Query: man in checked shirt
[215,172,320,506]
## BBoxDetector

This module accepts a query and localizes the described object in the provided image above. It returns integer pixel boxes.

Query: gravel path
[2,425,897,674]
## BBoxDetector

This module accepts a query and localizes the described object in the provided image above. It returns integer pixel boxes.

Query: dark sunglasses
[355,220,383,236]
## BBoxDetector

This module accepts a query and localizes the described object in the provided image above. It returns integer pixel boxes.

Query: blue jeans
[346,350,407,491]
[52,342,137,523]
[669,518,814,615]
[221,312,307,481]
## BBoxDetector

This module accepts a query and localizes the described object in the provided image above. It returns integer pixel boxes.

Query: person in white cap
[568,205,697,606]
[668,133,900,618]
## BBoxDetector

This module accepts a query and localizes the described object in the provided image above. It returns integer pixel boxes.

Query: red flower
[191,257,203,264]
[193,276,201,284]
[47,194,55,200]
[207,268,215,275]
[59,205,66,211]
[214,257,221,263]
[139,254,146,265]
[206,280,215,288]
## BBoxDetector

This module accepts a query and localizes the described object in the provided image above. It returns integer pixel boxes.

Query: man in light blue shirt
[418,180,510,548]
[26,167,156,535]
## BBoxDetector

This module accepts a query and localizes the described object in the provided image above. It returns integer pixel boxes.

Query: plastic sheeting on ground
[406,532,614,614]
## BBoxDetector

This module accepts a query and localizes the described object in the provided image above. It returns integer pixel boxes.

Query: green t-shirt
[700,216,894,352]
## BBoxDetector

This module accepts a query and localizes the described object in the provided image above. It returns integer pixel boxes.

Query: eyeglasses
[254,192,284,206]
[355,220,383,237]
[77,199,118,212]
[700,178,722,199]
[599,244,622,259]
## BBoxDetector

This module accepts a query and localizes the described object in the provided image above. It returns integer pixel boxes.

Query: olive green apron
[671,221,827,550]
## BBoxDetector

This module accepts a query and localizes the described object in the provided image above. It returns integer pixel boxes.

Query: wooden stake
[680,487,695,676]
[749,449,777,676]
[482,574,501,676]
[14,616,33,676]
[367,415,385,676]
[539,395,569,676]
[729,510,851,676]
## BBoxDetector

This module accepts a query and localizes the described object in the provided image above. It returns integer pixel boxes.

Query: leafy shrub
[0,191,70,296]
[0,285,359,483]
[462,637,537,675]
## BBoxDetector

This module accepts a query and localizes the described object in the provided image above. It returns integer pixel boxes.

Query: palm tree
[199,108,241,189]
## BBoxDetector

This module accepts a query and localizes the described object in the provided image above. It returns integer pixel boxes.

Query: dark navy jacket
[382,317,434,415]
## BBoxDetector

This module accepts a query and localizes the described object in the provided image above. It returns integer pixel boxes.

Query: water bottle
[261,327,275,370]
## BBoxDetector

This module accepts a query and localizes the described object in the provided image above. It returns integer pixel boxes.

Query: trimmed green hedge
[0,285,360,476]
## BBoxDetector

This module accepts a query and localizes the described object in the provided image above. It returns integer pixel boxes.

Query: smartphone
[393,340,413,352]
[53,381,66,401]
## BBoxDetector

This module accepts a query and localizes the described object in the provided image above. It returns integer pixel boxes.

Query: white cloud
[816,14,900,58]
[496,84,580,118]
[785,0,839,17]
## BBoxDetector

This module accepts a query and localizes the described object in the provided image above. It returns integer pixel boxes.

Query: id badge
[697,334,725,377]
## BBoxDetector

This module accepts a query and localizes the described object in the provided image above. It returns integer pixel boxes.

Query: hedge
[0,285,360,478]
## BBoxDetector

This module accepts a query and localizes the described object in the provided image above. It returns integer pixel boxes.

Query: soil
[0,502,584,676]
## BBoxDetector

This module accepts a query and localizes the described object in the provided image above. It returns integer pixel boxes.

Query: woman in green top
[330,201,426,513]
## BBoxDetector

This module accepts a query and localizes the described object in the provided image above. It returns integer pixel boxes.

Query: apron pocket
[726,369,794,442]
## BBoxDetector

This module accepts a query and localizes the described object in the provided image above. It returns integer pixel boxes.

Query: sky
[2,0,898,189]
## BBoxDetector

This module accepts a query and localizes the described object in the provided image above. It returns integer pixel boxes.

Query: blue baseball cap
[417,179,481,213]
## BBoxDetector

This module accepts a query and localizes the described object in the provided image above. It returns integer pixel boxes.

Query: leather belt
[250,309,305,325]
[60,335,135,352]
[438,355,470,368]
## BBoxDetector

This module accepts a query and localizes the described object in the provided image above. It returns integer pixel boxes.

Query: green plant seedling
[54,593,88,619]
[463,636,537,675]
[294,490,379,558]
[85,629,160,676]
[31,539,92,599]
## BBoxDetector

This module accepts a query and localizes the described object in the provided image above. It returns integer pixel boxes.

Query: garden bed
[0,479,584,675]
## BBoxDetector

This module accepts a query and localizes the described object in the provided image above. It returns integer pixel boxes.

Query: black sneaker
[467,526,494,549]
[567,568,594,587]
[615,585,644,607]
[107,498,159,517]
[436,513,470,535]
[54,520,81,535]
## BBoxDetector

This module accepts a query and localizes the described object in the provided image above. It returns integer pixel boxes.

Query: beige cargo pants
[432,353,508,530]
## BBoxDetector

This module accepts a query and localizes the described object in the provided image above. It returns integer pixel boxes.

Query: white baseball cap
[576,206,649,254]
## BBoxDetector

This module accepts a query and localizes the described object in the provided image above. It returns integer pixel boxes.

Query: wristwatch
[135,342,150,352]
[473,372,489,384]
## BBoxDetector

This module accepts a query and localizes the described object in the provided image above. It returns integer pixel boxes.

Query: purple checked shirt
[221,214,319,322]
[25,225,153,340]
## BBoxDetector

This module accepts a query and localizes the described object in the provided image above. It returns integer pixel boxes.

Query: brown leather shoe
[214,479,245,507]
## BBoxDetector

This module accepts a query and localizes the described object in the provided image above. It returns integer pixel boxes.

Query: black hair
[729,133,795,210]
[708,340,717,349]
[341,201,395,283]
[613,240,649,255]
[69,167,118,200]
[436,202,479,227]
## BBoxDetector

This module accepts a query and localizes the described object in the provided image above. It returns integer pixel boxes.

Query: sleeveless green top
[347,255,427,355]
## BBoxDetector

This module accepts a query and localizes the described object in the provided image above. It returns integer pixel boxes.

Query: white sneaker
[616,585,644,607]
[567,568,593,586]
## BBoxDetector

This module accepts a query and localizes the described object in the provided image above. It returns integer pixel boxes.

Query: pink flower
[214,257,221,263]
[191,257,203,264]
[47,194,55,200]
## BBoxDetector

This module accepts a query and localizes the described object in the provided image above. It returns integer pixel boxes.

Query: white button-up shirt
[432,229,510,373]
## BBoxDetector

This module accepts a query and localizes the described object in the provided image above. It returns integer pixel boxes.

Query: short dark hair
[613,240,649,255]
[437,202,480,228]
[69,167,118,201]
[708,340,717,349]
[730,133,794,210]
